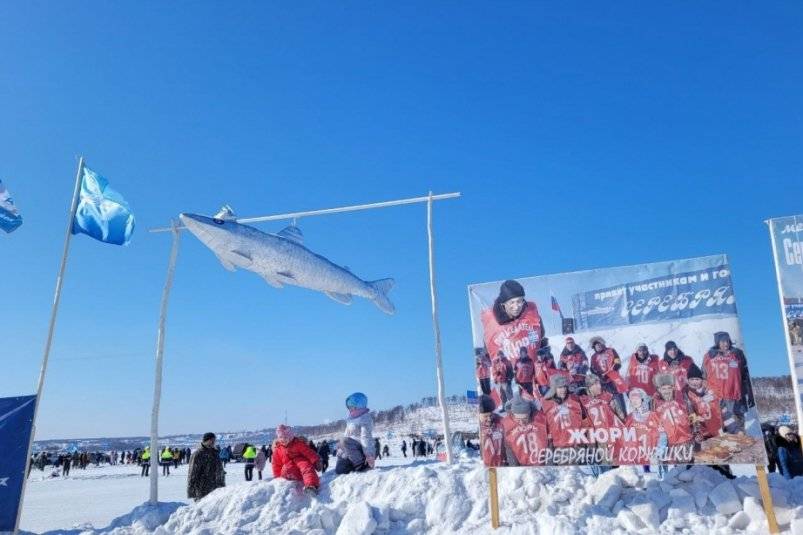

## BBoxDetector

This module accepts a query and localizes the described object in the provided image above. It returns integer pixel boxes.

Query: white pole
[427,191,453,464]
[15,157,85,534]
[767,219,803,429]
[148,192,462,233]
[149,220,181,505]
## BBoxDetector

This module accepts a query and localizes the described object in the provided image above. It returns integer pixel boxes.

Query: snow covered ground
[18,448,803,534]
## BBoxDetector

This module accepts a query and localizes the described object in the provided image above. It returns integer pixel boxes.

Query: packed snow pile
[60,456,803,535]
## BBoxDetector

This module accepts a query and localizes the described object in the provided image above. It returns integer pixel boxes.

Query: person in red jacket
[656,341,694,392]
[475,348,492,395]
[502,396,548,466]
[702,331,754,434]
[685,363,723,440]
[272,425,322,495]
[615,387,660,465]
[580,374,625,472]
[481,280,545,363]
[478,395,505,467]
[652,373,693,463]
[626,343,660,397]
[559,337,589,393]
[589,337,626,409]
[514,346,536,396]
[542,374,586,459]
[490,351,514,409]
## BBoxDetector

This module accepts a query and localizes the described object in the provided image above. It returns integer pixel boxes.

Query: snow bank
[42,456,803,534]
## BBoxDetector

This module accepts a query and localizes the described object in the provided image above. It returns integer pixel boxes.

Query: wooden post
[756,465,779,534]
[488,467,500,529]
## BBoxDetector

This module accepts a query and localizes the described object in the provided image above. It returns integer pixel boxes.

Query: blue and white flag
[0,180,23,234]
[71,166,135,245]
[0,395,36,532]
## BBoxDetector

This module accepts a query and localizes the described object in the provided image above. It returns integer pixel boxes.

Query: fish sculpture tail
[369,278,395,315]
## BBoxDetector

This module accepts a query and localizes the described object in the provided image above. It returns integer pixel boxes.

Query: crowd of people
[475,279,760,471]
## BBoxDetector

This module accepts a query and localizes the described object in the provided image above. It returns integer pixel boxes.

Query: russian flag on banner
[551,295,563,317]
[0,180,22,234]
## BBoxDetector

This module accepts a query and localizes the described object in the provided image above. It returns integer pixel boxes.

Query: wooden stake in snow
[488,467,500,529]
[756,465,779,534]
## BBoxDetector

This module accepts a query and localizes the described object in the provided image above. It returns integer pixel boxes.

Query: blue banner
[572,264,737,330]
[466,390,478,404]
[72,166,135,246]
[0,395,36,532]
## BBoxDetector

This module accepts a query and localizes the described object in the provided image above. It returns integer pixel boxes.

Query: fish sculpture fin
[368,278,395,315]
[277,225,304,245]
[262,274,284,288]
[230,249,253,266]
[325,291,353,305]
[276,270,295,280]
[215,253,236,272]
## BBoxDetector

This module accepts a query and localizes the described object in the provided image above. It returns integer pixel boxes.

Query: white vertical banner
[767,216,803,428]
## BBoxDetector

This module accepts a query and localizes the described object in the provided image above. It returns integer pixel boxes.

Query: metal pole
[767,219,803,429]
[148,192,462,233]
[15,157,85,534]
[149,220,181,505]
[427,191,453,464]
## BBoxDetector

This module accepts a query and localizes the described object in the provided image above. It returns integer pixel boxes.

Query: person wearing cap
[187,432,225,501]
[656,341,694,392]
[542,374,586,455]
[589,337,626,410]
[514,346,536,396]
[626,343,660,397]
[614,388,660,466]
[343,392,376,468]
[652,372,693,463]
[478,395,505,467]
[684,363,724,440]
[559,337,589,392]
[475,348,492,395]
[776,426,803,480]
[702,332,754,434]
[501,396,548,466]
[480,280,545,364]
[272,424,322,495]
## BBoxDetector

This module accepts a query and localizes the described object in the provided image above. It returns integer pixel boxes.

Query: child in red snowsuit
[272,425,321,494]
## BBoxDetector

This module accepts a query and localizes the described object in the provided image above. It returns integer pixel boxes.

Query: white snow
[17,451,803,534]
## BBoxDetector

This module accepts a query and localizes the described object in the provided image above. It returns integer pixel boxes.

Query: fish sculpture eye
[213,218,225,225]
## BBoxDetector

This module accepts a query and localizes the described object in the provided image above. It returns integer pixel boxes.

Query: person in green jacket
[243,444,257,481]
[161,446,174,476]
[140,447,151,477]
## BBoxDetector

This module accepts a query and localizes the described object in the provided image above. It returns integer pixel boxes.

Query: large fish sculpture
[179,206,395,314]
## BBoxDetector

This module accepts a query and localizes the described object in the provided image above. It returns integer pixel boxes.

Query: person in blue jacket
[219,444,231,467]
[776,426,803,480]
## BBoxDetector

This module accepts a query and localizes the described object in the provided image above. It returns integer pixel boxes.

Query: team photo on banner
[468,255,768,467]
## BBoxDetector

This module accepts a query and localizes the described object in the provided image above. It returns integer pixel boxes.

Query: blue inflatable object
[346,392,367,409]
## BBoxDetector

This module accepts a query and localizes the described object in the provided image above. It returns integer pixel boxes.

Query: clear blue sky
[1,3,802,439]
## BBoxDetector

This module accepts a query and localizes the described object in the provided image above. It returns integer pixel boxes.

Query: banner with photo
[468,255,766,467]
[768,215,803,428]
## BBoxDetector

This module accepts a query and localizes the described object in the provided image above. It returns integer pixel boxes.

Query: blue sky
[1,3,802,439]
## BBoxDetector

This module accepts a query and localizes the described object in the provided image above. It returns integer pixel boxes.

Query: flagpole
[149,220,181,505]
[15,157,85,534]
[427,191,453,464]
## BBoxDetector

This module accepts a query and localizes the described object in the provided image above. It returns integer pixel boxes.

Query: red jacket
[656,355,694,392]
[686,386,723,439]
[614,411,660,465]
[481,302,544,361]
[653,396,693,447]
[271,438,320,485]
[702,349,744,401]
[626,354,660,396]
[543,395,585,448]
[480,415,505,467]
[501,412,549,466]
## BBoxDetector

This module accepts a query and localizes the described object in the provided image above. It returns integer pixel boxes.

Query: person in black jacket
[777,426,803,480]
[763,423,779,473]
[317,441,330,472]
[187,433,225,501]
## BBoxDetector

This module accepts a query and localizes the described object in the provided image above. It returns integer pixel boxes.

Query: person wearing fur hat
[541,374,586,452]
[776,426,803,480]
[559,337,589,392]
[272,425,322,495]
[501,395,548,466]
[614,388,660,466]
[656,341,695,392]
[702,332,754,434]
[652,372,693,462]
[475,348,492,395]
[478,395,505,466]
[481,280,545,364]
[580,373,626,476]
[626,343,660,397]
[684,363,724,440]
